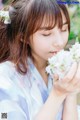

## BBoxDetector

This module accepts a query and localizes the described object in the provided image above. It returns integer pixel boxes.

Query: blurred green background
[68,4,80,41]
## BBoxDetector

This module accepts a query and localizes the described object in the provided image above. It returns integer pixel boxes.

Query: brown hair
[0,0,70,74]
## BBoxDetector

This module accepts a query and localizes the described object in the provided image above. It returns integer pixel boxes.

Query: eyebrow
[39,21,68,31]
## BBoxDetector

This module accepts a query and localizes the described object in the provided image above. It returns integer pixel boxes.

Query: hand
[53,62,80,96]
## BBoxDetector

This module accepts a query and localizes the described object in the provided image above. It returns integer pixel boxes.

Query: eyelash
[61,26,68,32]
[42,27,68,36]
[61,29,67,32]
[42,33,51,36]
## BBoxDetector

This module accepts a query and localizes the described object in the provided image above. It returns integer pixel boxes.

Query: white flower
[0,10,11,24]
[46,50,72,79]
[69,42,80,62]
[46,41,80,80]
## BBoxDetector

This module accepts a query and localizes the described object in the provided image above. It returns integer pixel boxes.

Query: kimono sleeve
[0,75,30,120]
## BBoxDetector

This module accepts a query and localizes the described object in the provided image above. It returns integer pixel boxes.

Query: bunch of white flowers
[69,42,80,63]
[46,38,80,79]
[0,10,11,24]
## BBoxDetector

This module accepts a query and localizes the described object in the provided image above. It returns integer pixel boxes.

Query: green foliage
[68,5,80,41]
[3,0,12,4]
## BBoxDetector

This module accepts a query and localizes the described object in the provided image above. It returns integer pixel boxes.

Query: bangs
[12,0,70,39]
[34,10,63,31]
[32,0,70,33]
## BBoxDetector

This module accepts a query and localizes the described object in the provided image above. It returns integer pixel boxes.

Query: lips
[50,51,58,53]
[50,51,59,55]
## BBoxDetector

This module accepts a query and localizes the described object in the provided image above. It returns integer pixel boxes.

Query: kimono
[0,57,80,120]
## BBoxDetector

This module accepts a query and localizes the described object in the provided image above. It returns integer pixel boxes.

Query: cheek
[30,39,42,54]
[33,35,50,49]
[34,41,49,52]
[63,32,69,43]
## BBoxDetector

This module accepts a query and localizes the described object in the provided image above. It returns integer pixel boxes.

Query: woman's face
[29,11,69,61]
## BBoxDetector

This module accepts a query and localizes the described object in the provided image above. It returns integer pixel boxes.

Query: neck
[34,57,48,86]
[31,54,48,86]
[31,54,47,71]
[34,58,47,71]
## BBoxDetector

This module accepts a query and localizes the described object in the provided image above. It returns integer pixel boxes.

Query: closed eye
[61,24,68,32]
[61,29,68,32]
[42,33,51,36]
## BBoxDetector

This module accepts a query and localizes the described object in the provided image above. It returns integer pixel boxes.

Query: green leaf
[76,37,79,43]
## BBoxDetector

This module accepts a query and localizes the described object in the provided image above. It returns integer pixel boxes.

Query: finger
[62,62,77,83]
[73,62,80,82]
[54,81,68,95]
[71,62,80,85]
[53,74,59,82]
[74,81,80,89]
[69,81,80,93]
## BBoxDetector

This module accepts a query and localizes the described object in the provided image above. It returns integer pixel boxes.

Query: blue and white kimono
[0,57,80,120]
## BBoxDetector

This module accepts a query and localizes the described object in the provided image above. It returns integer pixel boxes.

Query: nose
[52,31,64,49]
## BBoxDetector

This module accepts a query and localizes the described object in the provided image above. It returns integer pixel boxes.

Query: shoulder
[0,63,30,119]
[0,61,31,102]
[0,61,17,90]
[0,61,15,76]
[0,61,31,89]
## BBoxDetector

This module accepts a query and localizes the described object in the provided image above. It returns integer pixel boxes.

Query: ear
[20,38,28,44]
[20,34,30,45]
[28,35,33,46]
[19,33,25,43]
[19,33,24,42]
